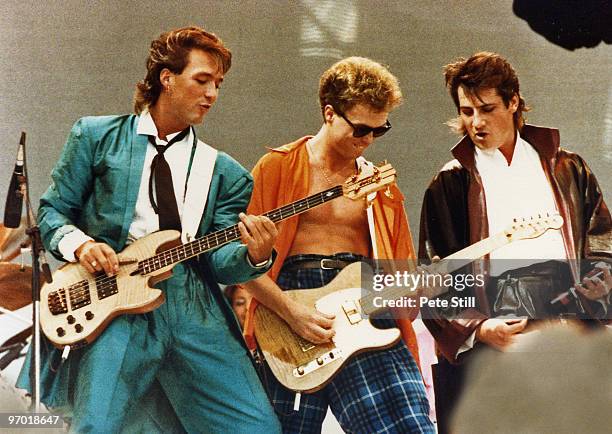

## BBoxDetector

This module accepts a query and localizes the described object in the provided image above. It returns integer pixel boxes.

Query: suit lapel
[119,115,149,247]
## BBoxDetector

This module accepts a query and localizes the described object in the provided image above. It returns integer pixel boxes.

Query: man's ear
[509,94,519,113]
[323,104,335,124]
[159,68,174,91]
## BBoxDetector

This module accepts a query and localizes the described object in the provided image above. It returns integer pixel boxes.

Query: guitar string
[146,166,393,265]
[138,187,344,272]
[59,168,395,307]
[82,217,544,306]
[60,187,345,306]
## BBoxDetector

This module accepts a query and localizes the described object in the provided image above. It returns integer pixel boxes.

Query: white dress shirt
[127,111,194,242]
[475,133,567,276]
[58,111,194,260]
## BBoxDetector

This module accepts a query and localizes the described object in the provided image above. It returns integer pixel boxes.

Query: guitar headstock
[504,212,564,241]
[342,161,397,200]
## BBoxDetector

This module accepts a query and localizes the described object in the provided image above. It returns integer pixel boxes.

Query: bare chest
[299,171,368,230]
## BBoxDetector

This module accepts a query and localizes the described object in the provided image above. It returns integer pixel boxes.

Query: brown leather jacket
[418,124,612,362]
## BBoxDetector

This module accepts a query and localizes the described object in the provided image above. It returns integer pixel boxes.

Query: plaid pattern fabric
[262,255,434,434]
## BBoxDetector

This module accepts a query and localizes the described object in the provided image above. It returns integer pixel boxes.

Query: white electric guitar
[254,213,565,392]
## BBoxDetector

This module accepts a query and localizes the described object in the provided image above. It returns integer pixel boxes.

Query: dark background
[1,0,610,244]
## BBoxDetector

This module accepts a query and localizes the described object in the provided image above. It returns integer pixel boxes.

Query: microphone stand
[19,136,52,412]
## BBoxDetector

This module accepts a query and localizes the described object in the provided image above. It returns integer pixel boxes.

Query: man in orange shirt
[244,57,433,434]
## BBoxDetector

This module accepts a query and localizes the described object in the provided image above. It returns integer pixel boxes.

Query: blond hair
[319,57,402,115]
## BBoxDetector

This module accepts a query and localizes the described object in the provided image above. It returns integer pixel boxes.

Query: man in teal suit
[18,26,281,433]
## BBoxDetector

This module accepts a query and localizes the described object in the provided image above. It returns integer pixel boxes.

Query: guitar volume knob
[75,324,83,333]
[67,315,75,324]
[85,311,94,320]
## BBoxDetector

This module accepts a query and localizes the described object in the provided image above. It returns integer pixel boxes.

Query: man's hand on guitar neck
[238,213,278,266]
[75,240,119,277]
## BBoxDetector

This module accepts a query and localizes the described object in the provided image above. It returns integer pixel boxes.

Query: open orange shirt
[243,137,420,364]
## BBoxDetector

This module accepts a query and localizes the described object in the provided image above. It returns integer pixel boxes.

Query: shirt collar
[474,131,528,166]
[137,110,188,143]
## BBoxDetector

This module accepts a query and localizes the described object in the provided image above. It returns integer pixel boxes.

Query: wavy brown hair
[133,26,231,113]
[444,51,529,134]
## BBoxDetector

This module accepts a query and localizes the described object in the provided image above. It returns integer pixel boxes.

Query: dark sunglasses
[335,109,392,138]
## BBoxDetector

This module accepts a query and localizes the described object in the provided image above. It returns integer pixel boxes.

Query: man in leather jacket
[418,51,611,433]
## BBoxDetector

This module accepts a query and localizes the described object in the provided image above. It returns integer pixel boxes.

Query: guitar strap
[181,141,258,361]
[356,157,379,259]
[181,139,218,243]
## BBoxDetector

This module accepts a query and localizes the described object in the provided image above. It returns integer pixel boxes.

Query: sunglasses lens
[352,127,371,138]
[341,110,391,138]
[372,122,392,137]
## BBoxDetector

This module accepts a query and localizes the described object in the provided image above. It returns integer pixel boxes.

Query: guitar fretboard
[360,231,511,316]
[138,186,344,274]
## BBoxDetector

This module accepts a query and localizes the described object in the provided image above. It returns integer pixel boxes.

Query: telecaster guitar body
[254,213,565,392]
[254,263,399,393]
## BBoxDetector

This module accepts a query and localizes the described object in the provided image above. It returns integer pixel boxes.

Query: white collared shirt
[475,133,567,276]
[128,110,194,242]
[59,111,194,260]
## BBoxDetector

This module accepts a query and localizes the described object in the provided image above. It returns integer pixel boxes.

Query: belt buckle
[320,259,335,270]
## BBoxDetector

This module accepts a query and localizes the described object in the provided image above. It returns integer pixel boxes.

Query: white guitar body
[40,230,181,348]
[254,213,565,392]
[316,287,401,359]
[254,263,400,393]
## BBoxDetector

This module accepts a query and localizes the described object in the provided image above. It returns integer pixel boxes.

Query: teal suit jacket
[39,114,266,284]
[19,115,280,433]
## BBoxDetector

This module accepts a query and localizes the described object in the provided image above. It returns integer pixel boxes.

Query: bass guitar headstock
[342,161,397,201]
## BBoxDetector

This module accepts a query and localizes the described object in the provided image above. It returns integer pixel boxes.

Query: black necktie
[148,127,190,231]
